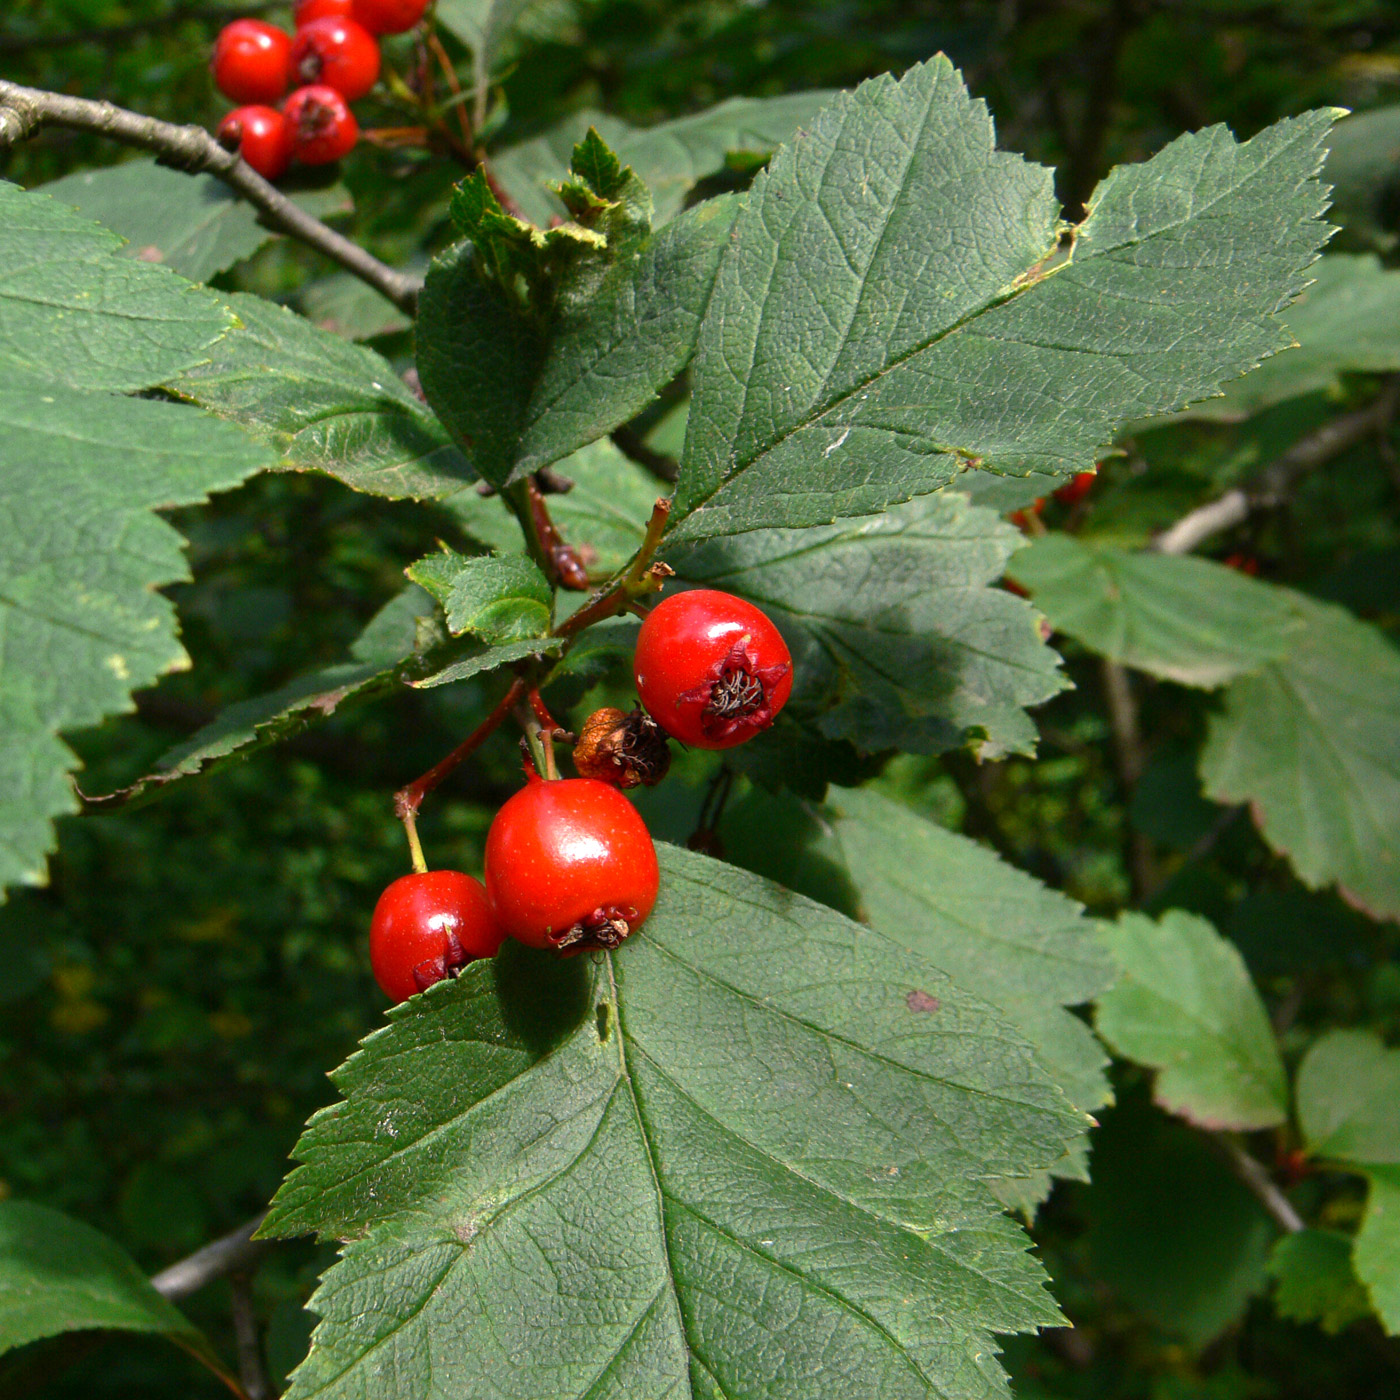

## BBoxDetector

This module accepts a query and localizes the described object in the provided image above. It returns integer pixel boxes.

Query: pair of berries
[370,779,659,1002]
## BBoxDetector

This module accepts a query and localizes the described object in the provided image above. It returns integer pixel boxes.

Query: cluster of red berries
[211,0,426,180]
[369,590,793,1003]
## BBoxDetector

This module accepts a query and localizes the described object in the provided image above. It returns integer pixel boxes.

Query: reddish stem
[394,676,526,820]
[527,478,590,590]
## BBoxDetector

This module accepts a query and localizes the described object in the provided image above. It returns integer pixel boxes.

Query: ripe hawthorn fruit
[283,85,360,164]
[211,19,293,105]
[369,870,503,1003]
[485,778,660,954]
[634,590,792,749]
[294,0,355,24]
[290,15,381,101]
[1052,469,1097,507]
[353,0,431,34]
[216,105,293,181]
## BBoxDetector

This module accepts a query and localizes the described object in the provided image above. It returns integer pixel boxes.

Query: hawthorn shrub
[1,3,1398,1399]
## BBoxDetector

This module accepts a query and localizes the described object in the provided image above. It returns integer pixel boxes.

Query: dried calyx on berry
[572,707,671,788]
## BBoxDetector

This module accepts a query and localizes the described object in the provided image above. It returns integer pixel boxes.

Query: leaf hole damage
[595,1000,613,1042]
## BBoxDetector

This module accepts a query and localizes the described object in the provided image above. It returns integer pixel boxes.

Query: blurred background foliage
[3,0,1400,1395]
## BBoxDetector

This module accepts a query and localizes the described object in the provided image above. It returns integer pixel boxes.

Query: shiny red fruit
[485,779,660,954]
[290,15,380,100]
[353,0,431,34]
[211,20,293,104]
[634,590,793,750]
[1222,552,1260,575]
[284,85,360,164]
[369,870,503,1003]
[216,105,293,181]
[1053,469,1097,507]
[295,0,355,24]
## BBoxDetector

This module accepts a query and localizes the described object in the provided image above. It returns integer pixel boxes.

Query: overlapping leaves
[263,847,1087,1400]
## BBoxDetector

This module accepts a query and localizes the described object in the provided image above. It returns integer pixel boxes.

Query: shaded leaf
[670,490,1066,759]
[300,270,414,341]
[1324,105,1400,251]
[1199,593,1400,923]
[262,847,1086,1400]
[1008,535,1305,687]
[417,154,737,487]
[435,0,578,85]
[164,291,474,501]
[410,634,565,689]
[1296,1029,1400,1165]
[670,60,1335,541]
[408,549,552,642]
[1087,1098,1274,1349]
[493,92,834,227]
[38,158,352,284]
[0,1201,226,1381]
[0,179,233,393]
[1267,1229,1373,1333]
[1096,910,1288,1131]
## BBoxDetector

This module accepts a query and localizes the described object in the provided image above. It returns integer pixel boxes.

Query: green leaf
[263,846,1086,1400]
[410,634,565,689]
[669,490,1066,759]
[1173,254,1400,421]
[407,549,552,642]
[0,180,234,393]
[1296,1029,1400,1165]
[38,158,353,284]
[301,270,414,341]
[163,291,474,501]
[1096,910,1288,1131]
[416,159,737,488]
[1199,592,1400,923]
[435,0,577,86]
[1087,1099,1274,1349]
[492,92,835,227]
[825,785,1111,1212]
[0,1201,224,1378]
[670,59,1335,542]
[0,388,272,896]
[1355,1166,1400,1334]
[1008,536,1305,687]
[1266,1229,1373,1333]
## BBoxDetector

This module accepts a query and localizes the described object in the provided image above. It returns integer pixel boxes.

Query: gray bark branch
[0,79,421,316]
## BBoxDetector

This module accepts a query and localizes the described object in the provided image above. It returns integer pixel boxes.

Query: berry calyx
[369,870,503,1003]
[1052,470,1097,507]
[216,106,293,181]
[290,16,381,101]
[211,20,293,105]
[634,590,792,750]
[485,779,660,954]
[283,85,360,164]
[294,0,355,25]
[352,0,431,34]
[572,707,671,789]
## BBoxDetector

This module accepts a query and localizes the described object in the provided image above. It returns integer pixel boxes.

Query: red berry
[1008,497,1046,532]
[295,0,355,24]
[1052,469,1097,507]
[211,20,293,105]
[217,105,293,181]
[290,16,380,101]
[284,85,360,164]
[485,779,660,954]
[1222,552,1260,575]
[369,870,503,1003]
[634,590,793,750]
[353,0,431,33]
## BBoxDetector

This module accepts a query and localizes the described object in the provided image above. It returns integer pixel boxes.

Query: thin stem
[0,80,421,316]
[228,1273,271,1400]
[1213,1133,1305,1234]
[394,676,525,820]
[402,809,429,874]
[1154,378,1400,555]
[150,1215,267,1302]
[1100,659,1156,900]
[551,497,674,643]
